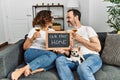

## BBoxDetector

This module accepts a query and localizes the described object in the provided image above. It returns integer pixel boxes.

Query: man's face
[66,11,76,27]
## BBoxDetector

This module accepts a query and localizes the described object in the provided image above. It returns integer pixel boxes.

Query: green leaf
[104,0,120,31]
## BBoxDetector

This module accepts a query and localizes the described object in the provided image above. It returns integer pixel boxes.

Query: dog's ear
[78,47,80,51]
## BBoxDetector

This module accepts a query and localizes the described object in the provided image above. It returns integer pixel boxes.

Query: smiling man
[55,9,102,80]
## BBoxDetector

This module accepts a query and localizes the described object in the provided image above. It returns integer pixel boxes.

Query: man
[55,9,102,80]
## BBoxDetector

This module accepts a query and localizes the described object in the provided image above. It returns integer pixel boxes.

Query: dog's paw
[80,57,85,62]
[78,60,81,64]
[66,58,72,61]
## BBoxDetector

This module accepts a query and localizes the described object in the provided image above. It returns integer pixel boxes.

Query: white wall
[62,0,112,32]
[80,0,89,26]
[0,0,6,44]
[89,0,112,32]
[0,0,113,43]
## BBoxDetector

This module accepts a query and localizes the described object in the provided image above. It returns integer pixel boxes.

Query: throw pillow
[101,34,120,66]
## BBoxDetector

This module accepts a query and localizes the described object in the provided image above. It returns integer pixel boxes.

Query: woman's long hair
[33,10,52,27]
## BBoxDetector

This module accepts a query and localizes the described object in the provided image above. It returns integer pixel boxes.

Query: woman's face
[51,16,55,24]
[48,22,53,27]
[46,16,54,27]
[48,16,55,26]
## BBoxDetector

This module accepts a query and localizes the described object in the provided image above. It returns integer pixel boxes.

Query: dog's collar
[71,55,79,57]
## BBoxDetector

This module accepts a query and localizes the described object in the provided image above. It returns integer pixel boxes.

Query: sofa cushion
[0,39,25,78]
[95,64,120,80]
[101,34,120,66]
[7,62,79,80]
[8,65,60,80]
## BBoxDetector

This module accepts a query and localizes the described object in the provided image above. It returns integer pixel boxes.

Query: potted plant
[52,22,61,31]
[104,0,120,33]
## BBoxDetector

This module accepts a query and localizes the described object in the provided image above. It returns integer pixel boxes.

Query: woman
[11,10,57,80]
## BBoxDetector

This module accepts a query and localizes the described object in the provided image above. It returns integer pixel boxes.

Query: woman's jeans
[24,48,57,71]
[56,54,102,80]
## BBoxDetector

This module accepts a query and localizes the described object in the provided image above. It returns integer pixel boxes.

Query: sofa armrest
[97,32,107,55]
[0,39,25,78]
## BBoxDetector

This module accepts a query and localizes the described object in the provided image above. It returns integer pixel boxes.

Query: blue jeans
[24,48,57,71]
[55,54,102,80]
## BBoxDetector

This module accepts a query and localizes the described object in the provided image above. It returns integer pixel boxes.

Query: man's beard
[67,21,72,27]
[67,19,76,28]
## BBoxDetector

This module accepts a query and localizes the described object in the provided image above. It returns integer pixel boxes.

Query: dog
[67,47,85,64]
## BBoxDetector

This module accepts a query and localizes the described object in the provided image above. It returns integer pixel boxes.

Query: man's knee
[56,56,66,64]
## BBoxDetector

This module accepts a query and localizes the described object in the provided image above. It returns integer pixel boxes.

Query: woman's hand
[33,32,41,40]
[23,32,41,50]
[53,48,65,54]
[53,48,70,56]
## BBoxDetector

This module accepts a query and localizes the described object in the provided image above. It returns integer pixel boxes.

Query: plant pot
[117,31,120,34]
[52,26,61,31]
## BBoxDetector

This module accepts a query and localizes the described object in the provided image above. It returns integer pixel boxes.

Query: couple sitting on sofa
[11,9,102,80]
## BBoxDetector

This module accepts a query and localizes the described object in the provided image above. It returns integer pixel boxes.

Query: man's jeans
[56,54,102,80]
[24,48,57,71]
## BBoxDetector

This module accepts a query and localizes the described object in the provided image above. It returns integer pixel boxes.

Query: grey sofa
[0,32,120,80]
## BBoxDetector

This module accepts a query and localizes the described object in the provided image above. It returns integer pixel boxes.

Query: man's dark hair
[67,9,81,21]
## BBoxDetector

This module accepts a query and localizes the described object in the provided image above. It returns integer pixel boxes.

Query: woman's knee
[24,49,33,62]
[24,49,30,56]
[50,52,57,58]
